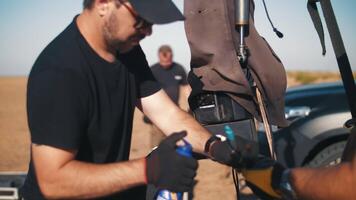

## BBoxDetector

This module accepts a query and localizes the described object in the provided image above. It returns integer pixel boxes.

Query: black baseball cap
[128,0,185,24]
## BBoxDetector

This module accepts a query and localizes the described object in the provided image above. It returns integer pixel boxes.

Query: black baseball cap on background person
[128,0,185,24]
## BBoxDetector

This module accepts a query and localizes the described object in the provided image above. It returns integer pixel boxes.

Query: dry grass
[287,71,356,87]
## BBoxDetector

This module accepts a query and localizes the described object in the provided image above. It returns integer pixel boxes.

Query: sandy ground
[0,73,343,199]
[0,77,30,171]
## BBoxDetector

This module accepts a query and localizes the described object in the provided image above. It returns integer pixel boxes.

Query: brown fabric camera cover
[184,0,289,127]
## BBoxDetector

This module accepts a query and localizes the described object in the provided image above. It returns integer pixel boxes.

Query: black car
[259,81,351,168]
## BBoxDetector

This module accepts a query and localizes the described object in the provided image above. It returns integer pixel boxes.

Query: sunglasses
[117,0,152,31]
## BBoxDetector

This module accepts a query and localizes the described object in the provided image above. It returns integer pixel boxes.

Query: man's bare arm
[243,158,356,200]
[179,85,192,112]
[137,89,210,154]
[32,144,146,199]
[290,159,356,200]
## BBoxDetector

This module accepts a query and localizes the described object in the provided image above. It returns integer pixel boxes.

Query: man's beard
[103,13,144,53]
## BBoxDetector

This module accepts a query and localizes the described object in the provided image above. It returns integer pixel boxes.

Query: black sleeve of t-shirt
[119,46,161,98]
[27,66,88,150]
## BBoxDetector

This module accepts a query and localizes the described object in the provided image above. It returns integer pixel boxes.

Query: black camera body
[190,92,259,162]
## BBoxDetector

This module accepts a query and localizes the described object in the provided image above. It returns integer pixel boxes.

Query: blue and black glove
[206,135,257,169]
[145,132,198,192]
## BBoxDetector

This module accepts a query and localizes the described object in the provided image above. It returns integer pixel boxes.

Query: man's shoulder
[33,21,84,74]
[172,62,187,73]
[150,63,160,69]
[173,62,184,68]
[150,63,161,72]
[46,29,81,59]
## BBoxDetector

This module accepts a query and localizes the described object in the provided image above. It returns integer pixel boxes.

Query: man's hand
[145,132,198,192]
[209,140,244,168]
[242,158,296,200]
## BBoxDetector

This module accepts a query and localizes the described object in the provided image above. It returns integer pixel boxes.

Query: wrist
[204,135,225,158]
[278,169,297,200]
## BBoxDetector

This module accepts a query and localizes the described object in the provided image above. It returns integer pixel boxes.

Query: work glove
[145,131,198,192]
[209,140,244,168]
[208,135,257,168]
[242,157,297,200]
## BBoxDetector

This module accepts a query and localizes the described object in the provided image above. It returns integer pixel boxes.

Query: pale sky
[0,0,355,76]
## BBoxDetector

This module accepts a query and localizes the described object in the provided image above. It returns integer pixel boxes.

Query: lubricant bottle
[156,140,192,200]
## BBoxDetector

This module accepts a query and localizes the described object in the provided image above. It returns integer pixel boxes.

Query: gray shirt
[151,62,188,104]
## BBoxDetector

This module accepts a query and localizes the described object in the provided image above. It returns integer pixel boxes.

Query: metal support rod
[319,0,356,121]
[235,0,250,64]
[239,26,247,63]
[256,87,277,160]
[235,0,276,159]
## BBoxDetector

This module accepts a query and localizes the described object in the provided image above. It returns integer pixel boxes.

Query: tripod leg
[232,168,241,200]
[256,86,277,160]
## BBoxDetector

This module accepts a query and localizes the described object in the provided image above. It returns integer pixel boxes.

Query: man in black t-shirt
[147,45,191,147]
[22,0,241,199]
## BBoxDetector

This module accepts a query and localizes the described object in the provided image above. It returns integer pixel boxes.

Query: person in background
[145,45,191,148]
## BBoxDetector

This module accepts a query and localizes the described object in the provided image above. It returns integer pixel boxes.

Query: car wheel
[306,141,347,167]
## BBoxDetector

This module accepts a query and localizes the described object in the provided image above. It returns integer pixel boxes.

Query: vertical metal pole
[235,0,276,160]
[319,0,356,120]
[234,2,250,198]
[235,0,250,63]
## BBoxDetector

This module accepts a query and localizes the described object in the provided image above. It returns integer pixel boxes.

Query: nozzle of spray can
[156,139,192,200]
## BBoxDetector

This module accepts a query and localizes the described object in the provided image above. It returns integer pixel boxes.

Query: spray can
[156,140,192,200]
